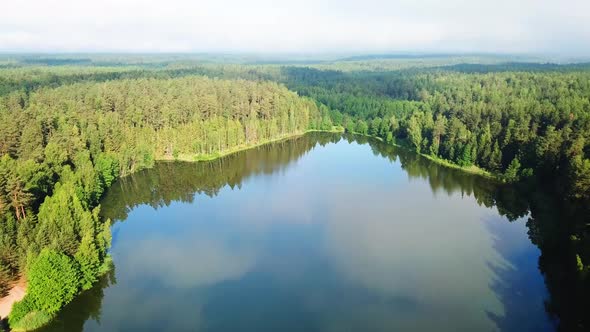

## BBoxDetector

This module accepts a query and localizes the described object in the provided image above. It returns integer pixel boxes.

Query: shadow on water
[484,214,556,332]
[482,190,590,332]
[524,192,590,332]
[38,132,588,332]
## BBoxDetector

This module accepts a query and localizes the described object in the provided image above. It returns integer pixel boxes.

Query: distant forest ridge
[1,53,590,69]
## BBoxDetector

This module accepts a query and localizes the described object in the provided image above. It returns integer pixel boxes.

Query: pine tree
[489,141,502,171]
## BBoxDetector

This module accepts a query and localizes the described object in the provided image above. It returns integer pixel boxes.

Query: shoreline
[415,150,495,179]
[346,131,496,180]
[155,128,345,163]
[155,128,495,180]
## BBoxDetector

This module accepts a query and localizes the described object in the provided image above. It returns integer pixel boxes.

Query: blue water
[41,134,554,332]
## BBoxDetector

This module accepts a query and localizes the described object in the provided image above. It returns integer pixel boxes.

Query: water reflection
[100,134,328,222]
[38,133,586,331]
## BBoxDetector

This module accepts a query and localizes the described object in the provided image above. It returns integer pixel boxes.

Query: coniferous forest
[0,55,589,330]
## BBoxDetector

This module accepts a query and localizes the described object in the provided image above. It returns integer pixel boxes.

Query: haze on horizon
[1,0,589,57]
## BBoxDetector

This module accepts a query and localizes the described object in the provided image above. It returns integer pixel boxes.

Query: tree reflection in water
[39,133,588,331]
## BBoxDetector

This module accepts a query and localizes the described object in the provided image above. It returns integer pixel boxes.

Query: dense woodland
[0,71,322,329]
[284,67,590,196]
[0,57,589,330]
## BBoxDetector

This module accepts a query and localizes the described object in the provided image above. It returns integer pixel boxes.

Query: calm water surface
[40,134,555,332]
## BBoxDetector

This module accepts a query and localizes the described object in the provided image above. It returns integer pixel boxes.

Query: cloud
[319,186,511,330]
[1,0,588,56]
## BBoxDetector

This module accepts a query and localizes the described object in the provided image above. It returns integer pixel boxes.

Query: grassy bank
[418,153,494,179]
[182,127,496,181]
[346,131,497,180]
[392,139,496,180]
[158,127,345,163]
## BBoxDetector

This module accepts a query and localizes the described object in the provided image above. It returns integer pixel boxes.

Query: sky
[1,0,589,56]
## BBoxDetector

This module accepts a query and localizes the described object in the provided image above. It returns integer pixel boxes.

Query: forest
[0,56,589,330]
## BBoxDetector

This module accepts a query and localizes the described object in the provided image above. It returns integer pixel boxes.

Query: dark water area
[38,133,587,332]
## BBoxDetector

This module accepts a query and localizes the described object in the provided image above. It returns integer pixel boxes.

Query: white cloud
[0,0,589,55]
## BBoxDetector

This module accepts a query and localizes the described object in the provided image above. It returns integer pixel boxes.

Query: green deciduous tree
[23,250,80,315]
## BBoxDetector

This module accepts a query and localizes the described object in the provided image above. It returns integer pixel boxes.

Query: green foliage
[406,115,423,153]
[95,153,119,188]
[8,296,35,325]
[26,250,80,315]
[75,233,101,290]
[386,132,394,144]
[345,119,355,133]
[36,182,99,256]
[569,156,590,199]
[320,115,333,131]
[355,120,369,135]
[489,141,503,172]
[369,118,382,136]
[9,250,81,329]
[503,157,522,183]
[9,310,52,332]
[97,254,114,276]
[458,144,472,167]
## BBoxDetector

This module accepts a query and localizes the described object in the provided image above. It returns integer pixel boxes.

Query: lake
[38,133,557,332]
